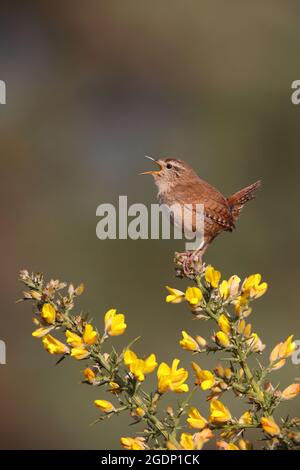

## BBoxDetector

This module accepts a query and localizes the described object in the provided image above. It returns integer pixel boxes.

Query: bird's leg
[182,251,199,277]
[182,241,209,277]
[175,249,203,278]
[193,240,209,262]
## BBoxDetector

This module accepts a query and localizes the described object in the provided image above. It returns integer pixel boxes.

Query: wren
[141,156,261,260]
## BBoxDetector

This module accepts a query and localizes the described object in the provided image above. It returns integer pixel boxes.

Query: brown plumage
[142,157,261,257]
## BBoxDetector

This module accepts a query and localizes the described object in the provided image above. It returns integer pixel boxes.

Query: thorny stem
[194,271,266,412]
[171,386,198,437]
[237,354,264,404]
[19,266,300,450]
[92,351,181,448]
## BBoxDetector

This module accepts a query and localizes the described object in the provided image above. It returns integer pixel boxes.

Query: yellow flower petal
[165,286,185,304]
[192,362,215,390]
[157,359,188,394]
[185,287,203,306]
[215,331,230,348]
[66,330,83,347]
[120,437,145,450]
[41,303,56,324]
[144,354,158,374]
[94,399,114,412]
[70,347,90,360]
[261,416,280,436]
[32,326,54,338]
[124,350,157,382]
[187,407,207,429]
[205,265,221,288]
[218,314,231,335]
[180,331,199,351]
[83,324,98,345]
[104,309,127,336]
[42,335,69,355]
[83,367,96,383]
[239,411,253,425]
[124,349,137,365]
[209,399,231,424]
[219,280,229,300]
[180,433,194,450]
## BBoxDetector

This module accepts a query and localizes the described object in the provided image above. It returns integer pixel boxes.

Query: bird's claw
[174,251,203,278]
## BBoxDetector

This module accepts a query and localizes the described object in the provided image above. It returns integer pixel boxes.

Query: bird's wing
[172,179,234,230]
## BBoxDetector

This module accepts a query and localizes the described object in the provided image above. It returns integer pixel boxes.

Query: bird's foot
[174,250,203,278]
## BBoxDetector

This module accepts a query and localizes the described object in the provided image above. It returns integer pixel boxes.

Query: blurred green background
[1,0,300,449]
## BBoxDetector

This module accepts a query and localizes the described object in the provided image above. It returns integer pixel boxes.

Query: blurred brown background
[1,0,300,449]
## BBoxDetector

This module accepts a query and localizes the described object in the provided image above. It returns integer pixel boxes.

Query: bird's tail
[227,180,261,221]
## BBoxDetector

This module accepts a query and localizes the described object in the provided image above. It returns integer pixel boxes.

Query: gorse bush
[18,254,300,450]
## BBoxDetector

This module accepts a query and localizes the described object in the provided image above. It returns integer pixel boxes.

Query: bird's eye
[166,163,172,169]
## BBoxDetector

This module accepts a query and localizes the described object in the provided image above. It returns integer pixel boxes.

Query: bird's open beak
[140,156,162,175]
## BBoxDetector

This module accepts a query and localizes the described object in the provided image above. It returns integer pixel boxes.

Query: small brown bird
[142,156,261,260]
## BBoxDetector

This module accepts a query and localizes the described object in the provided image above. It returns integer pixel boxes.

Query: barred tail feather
[227,180,261,221]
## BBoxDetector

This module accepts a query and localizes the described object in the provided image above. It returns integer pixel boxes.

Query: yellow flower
[104,309,127,336]
[260,416,280,436]
[66,325,97,358]
[135,407,145,417]
[219,280,229,300]
[187,407,207,429]
[218,314,231,335]
[166,441,177,450]
[94,399,115,413]
[120,437,146,450]
[165,286,185,304]
[270,335,296,369]
[224,367,233,380]
[280,335,296,357]
[42,335,69,355]
[215,331,230,348]
[209,399,231,424]
[180,331,199,352]
[66,330,89,359]
[238,319,245,334]
[180,430,213,450]
[124,349,157,381]
[157,359,189,393]
[66,330,82,347]
[192,362,215,390]
[205,265,221,288]
[226,443,239,451]
[281,383,300,400]
[244,323,252,337]
[239,411,253,425]
[185,287,203,306]
[71,347,90,360]
[180,433,194,450]
[32,326,54,338]
[83,324,98,345]
[238,438,252,450]
[242,274,268,299]
[108,381,121,393]
[226,442,240,450]
[41,303,56,324]
[83,367,96,383]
